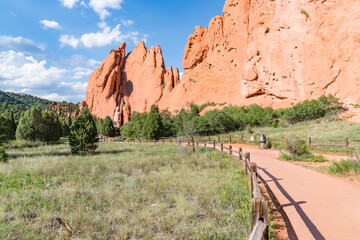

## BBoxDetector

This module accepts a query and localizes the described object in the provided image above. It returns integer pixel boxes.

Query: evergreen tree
[0,115,12,144]
[141,105,163,140]
[69,108,98,154]
[9,110,16,139]
[40,111,62,143]
[101,116,115,137]
[16,106,43,141]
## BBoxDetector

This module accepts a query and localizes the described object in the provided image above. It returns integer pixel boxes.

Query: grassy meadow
[0,142,251,239]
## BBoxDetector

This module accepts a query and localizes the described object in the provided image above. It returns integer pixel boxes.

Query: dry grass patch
[0,142,251,239]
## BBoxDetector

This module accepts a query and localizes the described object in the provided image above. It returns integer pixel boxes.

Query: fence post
[221,143,224,152]
[218,136,220,142]
[346,138,349,152]
[208,136,211,141]
[239,148,242,161]
[196,142,199,146]
[281,137,284,145]
[204,141,207,148]
[229,145,232,155]
[213,141,216,149]
[242,134,244,143]
[229,135,232,143]
[308,137,312,149]
[162,139,165,144]
[188,141,190,146]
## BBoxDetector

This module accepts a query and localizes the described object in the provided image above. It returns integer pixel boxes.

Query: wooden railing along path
[158,135,360,152]
[115,138,270,240]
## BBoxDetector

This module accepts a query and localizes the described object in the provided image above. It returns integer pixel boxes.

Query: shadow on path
[258,166,325,240]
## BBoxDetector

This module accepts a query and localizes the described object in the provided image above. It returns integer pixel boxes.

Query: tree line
[120,95,342,140]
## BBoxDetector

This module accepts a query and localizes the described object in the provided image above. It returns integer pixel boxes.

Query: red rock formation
[85,41,180,126]
[86,0,360,123]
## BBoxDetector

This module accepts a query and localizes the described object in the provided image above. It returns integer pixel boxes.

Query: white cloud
[0,51,65,88]
[59,35,80,48]
[121,19,134,27]
[89,0,124,20]
[0,35,45,53]
[40,20,62,30]
[60,0,79,8]
[59,22,149,48]
[0,50,96,103]
[80,24,126,48]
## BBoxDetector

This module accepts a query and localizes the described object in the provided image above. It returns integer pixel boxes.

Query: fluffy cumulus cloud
[0,35,45,54]
[59,35,80,48]
[89,0,124,20]
[60,0,79,9]
[0,50,97,103]
[40,20,62,30]
[60,22,148,48]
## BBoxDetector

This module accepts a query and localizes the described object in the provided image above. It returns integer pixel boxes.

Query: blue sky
[0,0,224,103]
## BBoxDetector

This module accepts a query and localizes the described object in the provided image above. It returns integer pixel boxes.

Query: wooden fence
[117,138,269,240]
[159,135,360,152]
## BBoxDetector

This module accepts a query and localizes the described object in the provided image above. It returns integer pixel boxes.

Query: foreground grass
[318,160,360,176]
[0,142,251,239]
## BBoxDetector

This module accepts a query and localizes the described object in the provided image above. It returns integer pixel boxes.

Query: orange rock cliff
[86,0,360,125]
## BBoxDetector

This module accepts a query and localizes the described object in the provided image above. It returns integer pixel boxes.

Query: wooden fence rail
[117,138,269,239]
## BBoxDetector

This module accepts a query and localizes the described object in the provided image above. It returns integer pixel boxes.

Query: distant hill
[0,90,52,120]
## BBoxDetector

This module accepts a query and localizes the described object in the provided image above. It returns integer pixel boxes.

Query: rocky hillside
[86,0,360,125]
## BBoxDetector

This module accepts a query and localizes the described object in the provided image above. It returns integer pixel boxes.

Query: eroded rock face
[87,0,360,124]
[85,41,179,126]
[160,0,360,111]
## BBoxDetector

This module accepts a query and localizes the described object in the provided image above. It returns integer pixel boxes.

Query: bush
[265,140,272,149]
[279,153,326,162]
[69,108,98,155]
[327,160,360,175]
[0,146,8,163]
[282,136,310,156]
[120,112,148,139]
[40,111,62,143]
[16,106,43,142]
[101,116,116,137]
[141,105,164,140]
[246,125,254,134]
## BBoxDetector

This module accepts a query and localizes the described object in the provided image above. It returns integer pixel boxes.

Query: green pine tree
[16,106,43,141]
[0,115,12,144]
[101,116,115,137]
[69,108,98,155]
[141,105,164,140]
[9,110,16,139]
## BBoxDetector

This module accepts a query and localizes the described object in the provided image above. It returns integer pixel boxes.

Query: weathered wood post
[208,136,211,141]
[196,142,199,146]
[229,135,232,143]
[213,141,216,149]
[239,148,242,161]
[221,143,224,152]
[170,139,172,143]
[187,141,190,146]
[281,137,284,145]
[250,162,257,198]
[162,139,165,144]
[245,152,250,175]
[308,137,312,149]
[242,134,244,143]
[346,138,349,152]
[218,136,220,142]
[204,141,207,147]
[229,145,232,155]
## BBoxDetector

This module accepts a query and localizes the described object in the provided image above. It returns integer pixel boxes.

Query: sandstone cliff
[86,0,360,123]
[85,42,179,125]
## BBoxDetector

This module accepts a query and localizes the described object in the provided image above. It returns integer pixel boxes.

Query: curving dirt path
[221,143,360,240]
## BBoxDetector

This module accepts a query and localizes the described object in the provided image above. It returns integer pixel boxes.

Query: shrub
[327,160,360,175]
[282,136,310,156]
[141,105,164,140]
[120,112,148,139]
[0,145,8,163]
[101,116,116,137]
[69,108,98,155]
[279,153,326,162]
[40,111,62,143]
[271,120,279,128]
[265,140,272,149]
[246,125,254,134]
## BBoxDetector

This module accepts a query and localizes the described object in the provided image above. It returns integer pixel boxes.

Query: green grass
[318,160,360,176]
[219,118,360,153]
[0,142,251,239]
[278,153,327,163]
